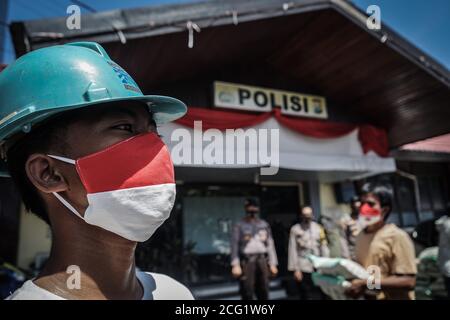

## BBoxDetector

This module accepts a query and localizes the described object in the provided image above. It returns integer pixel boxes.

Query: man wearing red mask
[345,183,417,300]
[1,42,193,299]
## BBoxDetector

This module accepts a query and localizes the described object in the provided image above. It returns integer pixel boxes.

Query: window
[396,177,418,227]
[418,176,448,220]
[430,178,445,211]
[178,183,304,285]
[181,184,258,284]
[183,196,248,255]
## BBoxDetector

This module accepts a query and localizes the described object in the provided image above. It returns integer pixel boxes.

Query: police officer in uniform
[339,196,362,260]
[288,205,329,299]
[231,199,278,300]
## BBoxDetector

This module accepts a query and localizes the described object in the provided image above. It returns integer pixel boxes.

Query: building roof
[401,133,450,154]
[8,0,450,148]
[392,133,450,162]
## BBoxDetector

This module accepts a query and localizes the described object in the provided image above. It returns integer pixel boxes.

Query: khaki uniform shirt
[288,221,330,273]
[339,215,361,260]
[355,223,417,300]
[231,218,278,267]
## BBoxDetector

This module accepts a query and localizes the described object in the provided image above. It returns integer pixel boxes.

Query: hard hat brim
[0,95,187,144]
[107,94,188,124]
[56,94,188,125]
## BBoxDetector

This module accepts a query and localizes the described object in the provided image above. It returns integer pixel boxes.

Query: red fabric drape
[358,124,389,157]
[175,107,272,130]
[272,109,356,138]
[175,107,389,157]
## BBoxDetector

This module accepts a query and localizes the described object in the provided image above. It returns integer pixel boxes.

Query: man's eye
[366,201,376,207]
[113,124,133,132]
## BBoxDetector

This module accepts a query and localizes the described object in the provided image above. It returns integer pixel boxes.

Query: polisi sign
[214,81,327,119]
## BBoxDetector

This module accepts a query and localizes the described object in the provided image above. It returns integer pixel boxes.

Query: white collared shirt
[5,271,194,300]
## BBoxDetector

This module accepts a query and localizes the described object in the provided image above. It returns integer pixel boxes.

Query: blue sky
[0,0,449,69]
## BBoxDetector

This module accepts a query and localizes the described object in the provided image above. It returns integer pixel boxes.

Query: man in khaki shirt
[346,183,417,300]
[288,206,329,299]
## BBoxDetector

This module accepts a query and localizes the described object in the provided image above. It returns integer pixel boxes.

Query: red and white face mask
[48,132,175,242]
[358,203,382,228]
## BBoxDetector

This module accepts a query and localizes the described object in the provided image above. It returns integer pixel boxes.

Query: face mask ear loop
[47,155,82,219]
[52,192,84,220]
[47,155,76,165]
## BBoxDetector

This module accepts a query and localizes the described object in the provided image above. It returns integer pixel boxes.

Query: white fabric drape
[159,117,395,177]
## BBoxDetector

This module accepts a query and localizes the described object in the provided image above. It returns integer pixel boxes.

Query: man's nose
[136,121,157,135]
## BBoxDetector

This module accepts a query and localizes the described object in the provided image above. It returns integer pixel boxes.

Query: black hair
[5,112,77,224]
[360,182,394,220]
[350,195,360,205]
[244,198,259,208]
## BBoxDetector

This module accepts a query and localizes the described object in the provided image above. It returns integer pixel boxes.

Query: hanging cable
[112,23,127,44]
[186,20,200,49]
[18,1,333,49]
[232,10,238,25]
[282,2,294,12]
[225,10,239,26]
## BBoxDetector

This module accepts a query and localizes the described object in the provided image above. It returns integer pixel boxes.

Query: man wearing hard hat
[0,42,193,299]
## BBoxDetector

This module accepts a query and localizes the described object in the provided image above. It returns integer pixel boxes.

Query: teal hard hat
[0,42,187,145]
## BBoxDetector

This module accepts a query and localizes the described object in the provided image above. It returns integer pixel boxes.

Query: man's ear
[25,154,69,193]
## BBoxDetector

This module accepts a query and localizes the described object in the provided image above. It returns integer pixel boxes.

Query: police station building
[2,0,449,298]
